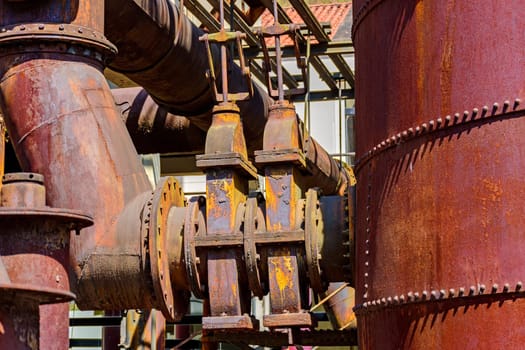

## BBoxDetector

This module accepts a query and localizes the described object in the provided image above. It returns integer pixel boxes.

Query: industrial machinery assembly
[0,0,522,349]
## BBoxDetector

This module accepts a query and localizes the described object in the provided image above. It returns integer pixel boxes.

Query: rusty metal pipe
[0,44,157,316]
[105,0,350,195]
[105,0,269,153]
[354,1,525,348]
[112,87,207,155]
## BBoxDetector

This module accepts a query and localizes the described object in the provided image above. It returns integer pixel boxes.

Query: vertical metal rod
[220,0,229,103]
[273,0,284,101]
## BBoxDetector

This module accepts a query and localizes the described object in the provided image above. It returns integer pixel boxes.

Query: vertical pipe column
[353,1,525,349]
[0,2,153,349]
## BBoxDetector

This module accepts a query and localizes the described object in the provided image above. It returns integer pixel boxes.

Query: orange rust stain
[271,256,295,303]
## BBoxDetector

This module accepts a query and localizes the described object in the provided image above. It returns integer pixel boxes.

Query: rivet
[431,290,438,300]
[453,113,460,122]
[415,126,420,133]
[381,298,387,305]
[458,287,465,296]
[20,25,26,31]
[402,131,408,138]
[449,288,455,297]
[0,28,5,33]
[363,302,368,308]
[407,292,414,301]
[365,250,370,255]
[365,239,369,243]
[371,300,377,306]
[428,120,435,129]
[414,292,420,300]
[399,295,405,303]
[364,261,369,267]
[393,296,399,304]
[479,284,486,294]
[364,272,369,277]
[364,283,369,289]
[422,290,428,299]
[514,99,521,109]
[381,141,386,147]
[59,24,65,31]
[503,100,510,111]
[481,106,488,116]
[78,28,83,34]
[472,108,478,118]
[491,284,498,293]
[373,146,377,152]
[439,289,446,298]
[503,283,510,292]
[387,297,393,304]
[421,123,428,131]
[408,128,414,135]
[516,281,522,291]
[390,136,396,143]
[38,24,44,30]
[469,286,476,295]
[463,111,469,120]
[492,103,499,114]
[445,115,451,123]
[436,118,442,126]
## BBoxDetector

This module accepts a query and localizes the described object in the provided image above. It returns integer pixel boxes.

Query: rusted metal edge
[0,23,116,57]
[0,283,76,304]
[355,281,525,314]
[204,328,357,346]
[351,0,389,41]
[0,208,93,228]
[202,314,259,330]
[355,98,524,172]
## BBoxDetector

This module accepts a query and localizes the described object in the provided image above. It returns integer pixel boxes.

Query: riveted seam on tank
[355,99,523,172]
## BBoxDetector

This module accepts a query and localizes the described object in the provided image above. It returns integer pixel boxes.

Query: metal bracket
[200,30,253,103]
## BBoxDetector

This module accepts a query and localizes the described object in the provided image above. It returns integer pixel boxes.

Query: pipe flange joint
[0,23,117,61]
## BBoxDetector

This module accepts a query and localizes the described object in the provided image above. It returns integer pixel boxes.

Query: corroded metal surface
[105,0,270,153]
[353,1,525,348]
[112,87,207,155]
[0,173,92,350]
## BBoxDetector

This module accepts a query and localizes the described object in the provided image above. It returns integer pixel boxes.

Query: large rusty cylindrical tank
[353,1,525,349]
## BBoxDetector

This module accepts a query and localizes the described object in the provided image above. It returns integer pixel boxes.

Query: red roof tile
[259,2,351,46]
